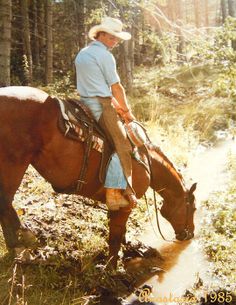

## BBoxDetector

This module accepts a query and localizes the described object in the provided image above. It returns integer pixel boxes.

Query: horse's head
[147,144,197,241]
[160,183,197,240]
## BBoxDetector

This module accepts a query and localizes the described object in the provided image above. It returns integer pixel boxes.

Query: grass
[0,166,150,305]
[200,152,236,289]
[130,66,236,144]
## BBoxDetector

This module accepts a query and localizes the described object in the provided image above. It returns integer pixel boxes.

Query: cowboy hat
[88,17,131,41]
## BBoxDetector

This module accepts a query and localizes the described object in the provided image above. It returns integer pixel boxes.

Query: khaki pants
[98,97,133,191]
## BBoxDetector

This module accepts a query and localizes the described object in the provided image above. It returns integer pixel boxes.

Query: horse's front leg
[108,207,132,268]
[0,201,36,251]
[0,199,21,249]
[0,161,37,252]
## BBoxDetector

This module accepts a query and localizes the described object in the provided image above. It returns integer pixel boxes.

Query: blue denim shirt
[75,41,120,97]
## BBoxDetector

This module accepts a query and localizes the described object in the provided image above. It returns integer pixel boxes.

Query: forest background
[0,0,235,93]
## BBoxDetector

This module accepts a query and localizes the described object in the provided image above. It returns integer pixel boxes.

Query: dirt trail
[126,138,235,304]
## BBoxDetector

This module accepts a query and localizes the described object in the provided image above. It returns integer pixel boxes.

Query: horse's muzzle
[176,229,194,241]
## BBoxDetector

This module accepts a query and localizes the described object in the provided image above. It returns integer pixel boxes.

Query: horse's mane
[147,142,186,189]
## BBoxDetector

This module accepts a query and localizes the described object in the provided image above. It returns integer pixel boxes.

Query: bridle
[144,190,194,242]
[174,193,195,241]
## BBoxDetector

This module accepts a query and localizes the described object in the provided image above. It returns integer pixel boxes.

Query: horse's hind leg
[0,163,36,250]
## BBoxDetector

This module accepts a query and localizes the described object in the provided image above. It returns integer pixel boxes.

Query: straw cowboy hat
[88,17,131,41]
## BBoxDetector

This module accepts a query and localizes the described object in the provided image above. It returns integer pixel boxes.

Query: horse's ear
[189,182,197,194]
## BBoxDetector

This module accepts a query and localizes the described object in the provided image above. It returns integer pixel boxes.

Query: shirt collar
[91,40,108,50]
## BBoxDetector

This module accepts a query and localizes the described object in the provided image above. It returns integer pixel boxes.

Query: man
[75,17,137,211]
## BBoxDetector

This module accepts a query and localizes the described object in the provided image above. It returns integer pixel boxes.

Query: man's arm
[111,82,135,122]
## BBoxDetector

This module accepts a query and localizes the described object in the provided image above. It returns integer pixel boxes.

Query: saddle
[56,97,114,191]
[56,97,150,192]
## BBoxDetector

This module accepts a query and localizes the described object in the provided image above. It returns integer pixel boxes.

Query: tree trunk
[176,0,183,21]
[32,0,40,68]
[124,40,133,92]
[130,26,135,73]
[194,0,200,27]
[118,41,133,92]
[228,0,236,49]
[133,17,141,66]
[228,0,236,17]
[75,0,86,49]
[38,0,46,51]
[176,0,185,63]
[37,0,46,75]
[204,0,209,30]
[0,0,12,86]
[221,0,227,23]
[20,0,33,84]
[168,0,175,22]
[45,0,53,84]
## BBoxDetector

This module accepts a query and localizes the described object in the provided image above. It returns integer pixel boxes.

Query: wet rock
[95,286,123,305]
[123,241,163,260]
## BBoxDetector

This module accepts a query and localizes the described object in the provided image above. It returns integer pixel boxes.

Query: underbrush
[200,152,236,291]
[130,65,236,145]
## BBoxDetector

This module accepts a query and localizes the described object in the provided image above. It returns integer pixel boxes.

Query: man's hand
[111,83,135,122]
[111,98,135,122]
[122,110,135,123]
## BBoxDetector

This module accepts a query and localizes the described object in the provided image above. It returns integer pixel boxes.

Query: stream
[126,138,236,305]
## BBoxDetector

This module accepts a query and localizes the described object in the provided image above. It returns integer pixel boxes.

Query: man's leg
[99,99,133,188]
[105,154,129,210]
[80,97,133,209]
[99,98,138,206]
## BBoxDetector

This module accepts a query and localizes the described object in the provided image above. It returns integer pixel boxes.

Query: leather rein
[143,143,191,242]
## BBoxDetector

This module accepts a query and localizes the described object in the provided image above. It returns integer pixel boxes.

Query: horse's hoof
[14,247,34,262]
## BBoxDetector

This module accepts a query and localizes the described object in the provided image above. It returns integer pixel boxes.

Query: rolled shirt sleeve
[97,52,120,87]
[75,41,120,97]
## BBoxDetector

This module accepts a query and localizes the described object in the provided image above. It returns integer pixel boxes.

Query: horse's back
[0,86,55,128]
[0,86,49,103]
[0,86,59,163]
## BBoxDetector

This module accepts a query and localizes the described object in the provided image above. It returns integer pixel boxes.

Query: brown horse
[0,86,196,267]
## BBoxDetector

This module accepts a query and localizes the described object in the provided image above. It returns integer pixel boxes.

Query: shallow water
[126,139,236,304]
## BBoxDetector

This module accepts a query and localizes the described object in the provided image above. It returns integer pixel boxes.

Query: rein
[144,191,174,242]
[142,142,169,241]
[142,142,173,242]
[143,142,191,242]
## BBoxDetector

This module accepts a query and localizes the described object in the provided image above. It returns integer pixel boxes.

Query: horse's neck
[149,146,186,197]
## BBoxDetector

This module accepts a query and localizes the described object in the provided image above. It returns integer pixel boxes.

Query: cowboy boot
[106,189,130,210]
